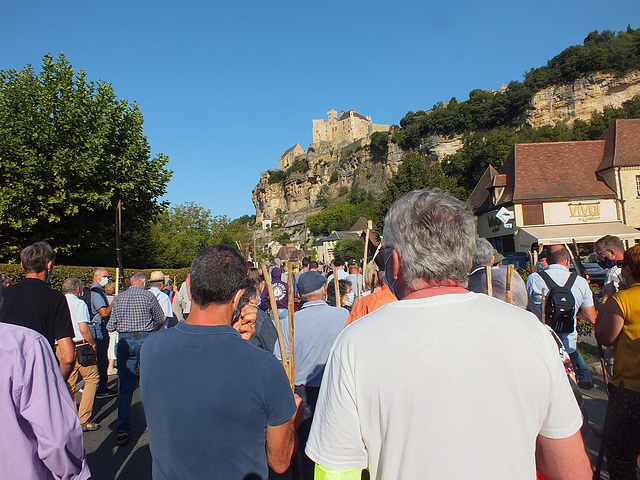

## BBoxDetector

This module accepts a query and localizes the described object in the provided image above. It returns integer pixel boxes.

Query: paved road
[82,370,613,480]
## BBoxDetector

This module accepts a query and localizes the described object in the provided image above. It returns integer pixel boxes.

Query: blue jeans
[569,350,593,383]
[96,325,109,393]
[117,332,151,433]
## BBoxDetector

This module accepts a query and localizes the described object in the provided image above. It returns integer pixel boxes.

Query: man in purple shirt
[0,322,90,479]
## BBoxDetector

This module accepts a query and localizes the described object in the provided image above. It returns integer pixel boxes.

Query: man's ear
[232,289,245,311]
[185,274,192,301]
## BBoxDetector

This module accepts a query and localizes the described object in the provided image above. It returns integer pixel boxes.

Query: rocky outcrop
[253,71,640,224]
[252,140,403,225]
[528,71,640,128]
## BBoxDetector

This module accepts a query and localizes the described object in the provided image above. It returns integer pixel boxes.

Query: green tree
[149,202,215,268]
[0,53,172,265]
[378,151,465,228]
[333,236,365,263]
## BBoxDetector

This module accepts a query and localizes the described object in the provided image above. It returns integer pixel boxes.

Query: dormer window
[487,174,507,206]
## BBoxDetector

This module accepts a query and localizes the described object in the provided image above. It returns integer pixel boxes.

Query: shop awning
[519,222,640,246]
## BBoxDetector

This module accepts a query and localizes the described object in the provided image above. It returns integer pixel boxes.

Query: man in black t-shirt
[0,241,75,380]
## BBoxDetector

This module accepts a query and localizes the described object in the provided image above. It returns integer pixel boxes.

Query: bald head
[130,272,147,288]
[547,245,570,266]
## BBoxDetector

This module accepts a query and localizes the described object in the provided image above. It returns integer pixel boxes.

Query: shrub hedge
[0,264,190,292]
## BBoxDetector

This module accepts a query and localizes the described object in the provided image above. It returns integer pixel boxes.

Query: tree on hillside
[377,151,465,229]
[0,53,172,265]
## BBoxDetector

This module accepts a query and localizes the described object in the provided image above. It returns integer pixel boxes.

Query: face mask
[536,262,547,271]
[597,257,616,269]
[100,276,109,287]
[345,292,355,307]
[383,253,397,297]
[45,267,53,284]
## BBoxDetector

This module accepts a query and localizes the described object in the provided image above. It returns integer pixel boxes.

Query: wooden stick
[333,266,341,308]
[505,264,514,304]
[261,262,291,382]
[484,265,493,297]
[541,287,547,324]
[362,228,370,293]
[287,261,295,391]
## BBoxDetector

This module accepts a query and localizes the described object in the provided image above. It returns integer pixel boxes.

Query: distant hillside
[253,28,640,233]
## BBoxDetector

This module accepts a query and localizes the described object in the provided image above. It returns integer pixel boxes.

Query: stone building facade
[312,109,388,146]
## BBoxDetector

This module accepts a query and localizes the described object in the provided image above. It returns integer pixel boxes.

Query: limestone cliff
[253,71,640,225]
[528,71,640,128]
[252,139,403,225]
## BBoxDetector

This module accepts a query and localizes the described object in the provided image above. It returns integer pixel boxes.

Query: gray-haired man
[306,189,591,479]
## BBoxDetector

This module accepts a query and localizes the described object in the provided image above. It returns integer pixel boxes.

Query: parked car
[502,252,529,270]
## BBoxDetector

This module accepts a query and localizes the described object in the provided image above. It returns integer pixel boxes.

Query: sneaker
[578,381,595,390]
[117,432,130,446]
[96,388,118,399]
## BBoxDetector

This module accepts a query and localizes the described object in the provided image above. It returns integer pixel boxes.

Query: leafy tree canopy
[377,151,465,229]
[333,236,364,263]
[0,53,172,265]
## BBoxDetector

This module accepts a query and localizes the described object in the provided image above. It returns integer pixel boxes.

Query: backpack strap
[565,272,578,290]
[89,286,109,325]
[537,270,560,291]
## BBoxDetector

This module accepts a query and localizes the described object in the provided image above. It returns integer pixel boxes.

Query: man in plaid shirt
[107,272,165,446]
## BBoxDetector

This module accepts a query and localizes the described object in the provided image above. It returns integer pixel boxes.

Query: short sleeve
[262,355,296,426]
[577,277,594,309]
[53,295,75,341]
[305,348,368,471]
[538,330,583,439]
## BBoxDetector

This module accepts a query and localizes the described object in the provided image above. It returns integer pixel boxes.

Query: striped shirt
[106,286,165,333]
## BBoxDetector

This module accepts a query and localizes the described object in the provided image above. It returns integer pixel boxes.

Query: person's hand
[233,303,257,341]
[293,394,305,429]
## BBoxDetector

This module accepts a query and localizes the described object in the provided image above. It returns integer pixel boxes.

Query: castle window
[636,175,640,197]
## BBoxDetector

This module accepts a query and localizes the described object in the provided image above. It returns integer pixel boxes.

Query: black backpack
[80,286,109,325]
[538,271,577,334]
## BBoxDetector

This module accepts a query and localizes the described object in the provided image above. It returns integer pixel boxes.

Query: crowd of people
[2,188,640,479]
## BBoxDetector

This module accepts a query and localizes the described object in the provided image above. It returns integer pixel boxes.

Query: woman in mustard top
[596,244,640,480]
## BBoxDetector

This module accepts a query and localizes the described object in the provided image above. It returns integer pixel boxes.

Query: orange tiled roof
[597,119,640,172]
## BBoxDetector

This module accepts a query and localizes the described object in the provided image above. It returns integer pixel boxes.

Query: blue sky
[2,1,639,220]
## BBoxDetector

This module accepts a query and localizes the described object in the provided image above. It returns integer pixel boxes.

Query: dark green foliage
[268,170,286,184]
[369,131,390,160]
[376,151,465,229]
[0,54,172,265]
[287,158,309,174]
[329,171,339,183]
[0,263,190,292]
[333,236,365,263]
[524,28,640,90]
[235,214,256,225]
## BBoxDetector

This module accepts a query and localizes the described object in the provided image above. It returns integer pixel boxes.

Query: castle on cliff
[278,109,389,170]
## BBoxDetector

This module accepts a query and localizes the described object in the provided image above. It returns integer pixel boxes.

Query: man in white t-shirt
[306,189,591,480]
[62,277,100,431]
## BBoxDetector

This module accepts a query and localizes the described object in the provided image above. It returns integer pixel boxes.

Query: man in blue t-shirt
[141,245,302,480]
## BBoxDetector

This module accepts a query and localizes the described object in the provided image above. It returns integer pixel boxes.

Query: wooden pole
[484,265,493,297]
[287,261,295,391]
[541,288,547,324]
[362,228,370,293]
[505,264,514,304]
[332,267,341,308]
[115,199,124,275]
[261,262,291,383]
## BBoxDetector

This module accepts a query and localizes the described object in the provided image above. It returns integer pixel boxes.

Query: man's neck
[24,271,47,282]
[185,303,234,327]
[401,280,466,300]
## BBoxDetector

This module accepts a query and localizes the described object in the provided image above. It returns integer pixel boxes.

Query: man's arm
[578,305,597,325]
[535,431,591,480]
[97,303,112,319]
[56,337,76,381]
[595,298,624,346]
[78,322,96,350]
[266,395,303,473]
[150,298,167,331]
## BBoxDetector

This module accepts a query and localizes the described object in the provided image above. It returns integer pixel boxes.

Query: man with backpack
[526,245,597,389]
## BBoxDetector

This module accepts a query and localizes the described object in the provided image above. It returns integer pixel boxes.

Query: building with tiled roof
[278,143,306,170]
[469,119,640,252]
[312,109,388,146]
